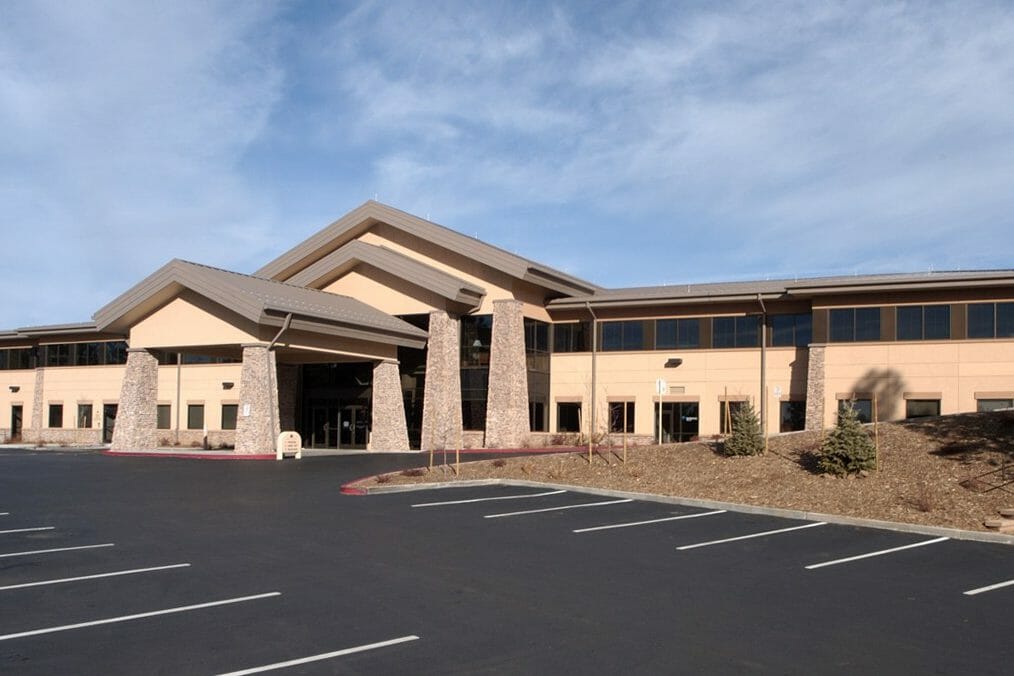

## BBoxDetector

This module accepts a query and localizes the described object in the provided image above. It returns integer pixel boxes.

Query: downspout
[585,302,598,458]
[757,294,767,439]
[266,313,293,452]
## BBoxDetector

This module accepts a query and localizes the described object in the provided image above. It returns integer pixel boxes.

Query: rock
[859,470,869,478]
[999,508,1014,517]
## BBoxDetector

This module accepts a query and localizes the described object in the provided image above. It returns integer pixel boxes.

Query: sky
[2,0,1014,328]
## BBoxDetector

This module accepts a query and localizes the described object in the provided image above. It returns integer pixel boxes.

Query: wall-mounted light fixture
[8,385,19,393]
[222,381,234,390]
[664,358,683,368]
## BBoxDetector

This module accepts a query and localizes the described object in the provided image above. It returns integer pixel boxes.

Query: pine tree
[723,400,765,456]
[818,401,877,476]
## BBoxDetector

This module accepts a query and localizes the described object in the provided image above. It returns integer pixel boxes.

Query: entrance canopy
[93,259,428,360]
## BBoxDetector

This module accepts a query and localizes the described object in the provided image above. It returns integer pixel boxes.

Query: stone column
[235,344,280,454]
[370,359,410,451]
[804,346,826,431]
[276,363,299,433]
[484,300,529,449]
[27,367,45,444]
[421,310,462,451]
[110,348,159,451]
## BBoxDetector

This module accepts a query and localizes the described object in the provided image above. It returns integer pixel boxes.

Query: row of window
[0,344,246,370]
[44,403,240,430]
[554,400,809,436]
[829,302,1014,343]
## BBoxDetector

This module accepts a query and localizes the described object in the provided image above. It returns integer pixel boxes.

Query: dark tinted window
[553,322,591,352]
[678,318,700,348]
[157,405,172,430]
[77,404,93,429]
[771,314,812,347]
[897,306,923,341]
[221,404,238,430]
[187,404,205,430]
[830,308,880,342]
[905,399,940,419]
[601,321,646,351]
[968,303,995,338]
[608,402,635,433]
[48,404,64,428]
[656,320,677,349]
[898,306,950,341]
[999,303,1014,337]
[838,399,872,423]
[780,401,806,432]
[557,402,582,433]
[855,308,881,341]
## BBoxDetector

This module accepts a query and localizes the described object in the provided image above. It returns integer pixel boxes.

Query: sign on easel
[276,431,302,460]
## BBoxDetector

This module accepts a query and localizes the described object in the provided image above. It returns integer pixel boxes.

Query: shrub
[401,468,426,477]
[722,400,764,456]
[818,402,876,476]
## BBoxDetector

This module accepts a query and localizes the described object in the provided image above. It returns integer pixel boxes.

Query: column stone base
[370,360,410,451]
[484,300,529,449]
[110,349,159,451]
[235,344,280,454]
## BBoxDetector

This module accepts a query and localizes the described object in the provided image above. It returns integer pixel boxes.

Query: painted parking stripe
[412,490,566,507]
[0,526,55,535]
[677,521,827,550]
[216,635,421,675]
[0,543,114,559]
[805,537,950,570]
[963,578,1014,596]
[0,512,8,516]
[0,592,281,642]
[573,509,727,533]
[0,563,191,592]
[485,499,634,519]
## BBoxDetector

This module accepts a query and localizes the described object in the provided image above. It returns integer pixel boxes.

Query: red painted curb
[102,450,275,461]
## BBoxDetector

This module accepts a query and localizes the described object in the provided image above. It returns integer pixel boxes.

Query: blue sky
[2,0,1013,328]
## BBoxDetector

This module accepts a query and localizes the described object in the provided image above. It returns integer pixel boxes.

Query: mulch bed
[355,411,1014,532]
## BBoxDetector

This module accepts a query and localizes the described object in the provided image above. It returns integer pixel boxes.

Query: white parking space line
[0,592,281,642]
[0,526,55,535]
[0,512,8,516]
[412,490,566,507]
[677,521,827,550]
[485,498,633,519]
[805,536,950,570]
[0,563,191,592]
[573,509,727,533]
[216,635,421,675]
[0,543,115,559]
[963,578,1014,596]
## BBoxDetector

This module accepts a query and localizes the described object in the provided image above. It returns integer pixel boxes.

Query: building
[1,201,1012,453]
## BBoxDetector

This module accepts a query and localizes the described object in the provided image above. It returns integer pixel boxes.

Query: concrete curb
[353,478,1014,546]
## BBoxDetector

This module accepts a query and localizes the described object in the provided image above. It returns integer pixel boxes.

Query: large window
[608,402,635,433]
[977,398,1013,412]
[460,315,493,431]
[48,404,64,428]
[557,402,582,433]
[221,404,238,431]
[771,314,812,347]
[187,404,205,430]
[77,404,93,429]
[525,318,551,432]
[655,319,700,349]
[829,308,881,342]
[712,317,760,348]
[0,348,34,370]
[838,399,872,424]
[905,399,940,419]
[156,405,172,430]
[601,320,646,351]
[41,341,128,367]
[779,401,806,432]
[897,305,950,341]
[552,322,591,353]
[968,302,1014,339]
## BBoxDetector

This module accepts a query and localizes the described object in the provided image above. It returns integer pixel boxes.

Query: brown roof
[548,270,1014,309]
[92,259,428,349]
[286,240,486,310]
[255,200,600,297]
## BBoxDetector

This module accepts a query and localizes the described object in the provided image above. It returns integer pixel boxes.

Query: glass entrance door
[10,405,22,441]
[339,404,368,448]
[655,402,699,443]
[102,404,117,444]
[310,405,339,449]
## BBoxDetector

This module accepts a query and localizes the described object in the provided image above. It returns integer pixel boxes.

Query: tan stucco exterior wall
[0,368,37,436]
[130,293,259,349]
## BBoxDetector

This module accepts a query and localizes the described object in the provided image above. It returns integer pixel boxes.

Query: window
[968,302,1014,339]
[529,401,546,432]
[156,405,172,430]
[77,404,93,429]
[48,404,64,428]
[719,401,746,434]
[104,341,128,365]
[221,404,238,430]
[656,319,700,349]
[0,348,34,370]
[897,305,950,341]
[712,316,759,348]
[838,399,872,424]
[608,402,635,433]
[44,344,72,367]
[829,308,881,342]
[601,320,646,351]
[187,404,205,430]
[557,402,582,433]
[977,398,1013,412]
[779,401,806,432]
[553,322,591,353]
[771,314,812,347]
[905,399,940,419]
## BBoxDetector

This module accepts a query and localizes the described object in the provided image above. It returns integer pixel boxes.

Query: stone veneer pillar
[110,348,159,451]
[235,344,280,454]
[370,360,410,451]
[27,367,45,444]
[804,345,826,431]
[483,300,530,449]
[421,310,462,451]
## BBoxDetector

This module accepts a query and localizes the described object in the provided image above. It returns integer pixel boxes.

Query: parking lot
[1,449,1011,674]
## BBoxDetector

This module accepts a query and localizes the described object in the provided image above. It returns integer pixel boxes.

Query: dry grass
[358,411,1014,532]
